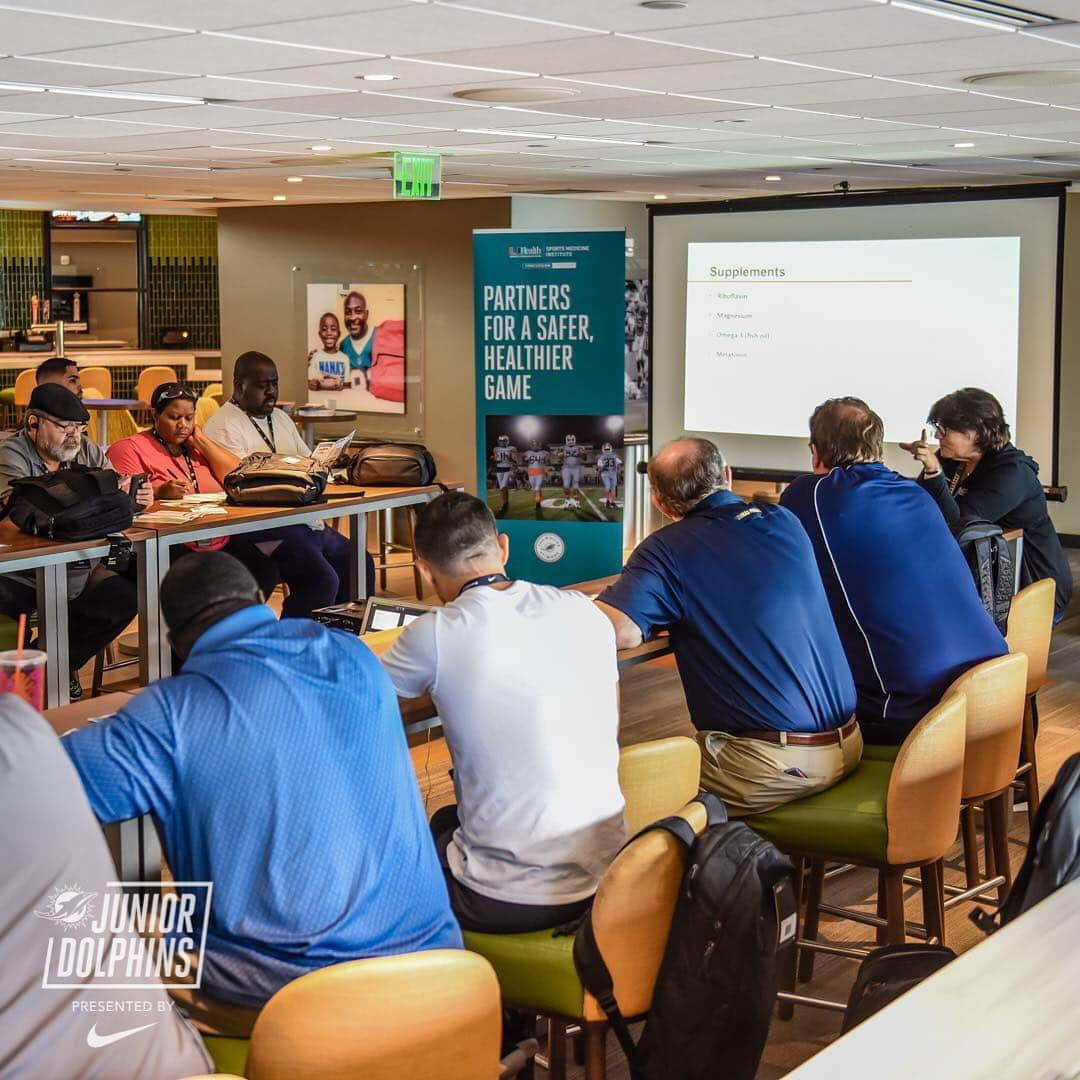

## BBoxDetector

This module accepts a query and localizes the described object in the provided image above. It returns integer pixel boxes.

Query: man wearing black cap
[63,552,460,1026]
[0,384,152,694]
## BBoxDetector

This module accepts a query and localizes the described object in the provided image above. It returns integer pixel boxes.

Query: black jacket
[919,444,1073,620]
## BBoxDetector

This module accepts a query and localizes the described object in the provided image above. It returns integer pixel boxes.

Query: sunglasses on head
[153,384,198,409]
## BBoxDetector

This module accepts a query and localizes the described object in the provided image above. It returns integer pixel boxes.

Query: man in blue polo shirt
[781,397,1006,744]
[64,552,460,1028]
[597,438,859,816]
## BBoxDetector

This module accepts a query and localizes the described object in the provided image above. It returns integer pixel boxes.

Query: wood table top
[0,519,153,565]
[44,691,134,736]
[83,398,139,409]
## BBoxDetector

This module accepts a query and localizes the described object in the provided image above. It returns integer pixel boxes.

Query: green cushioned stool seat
[202,1034,249,1076]
[746,759,893,864]
[463,927,585,1019]
[0,388,14,406]
[861,743,900,763]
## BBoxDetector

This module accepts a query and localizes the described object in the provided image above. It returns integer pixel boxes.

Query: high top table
[0,521,157,707]
[140,481,457,679]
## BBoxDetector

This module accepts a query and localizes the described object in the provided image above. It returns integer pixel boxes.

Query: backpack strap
[571,791,727,1067]
[572,914,640,1063]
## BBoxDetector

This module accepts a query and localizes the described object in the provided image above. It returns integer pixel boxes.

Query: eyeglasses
[40,415,87,436]
[932,423,948,438]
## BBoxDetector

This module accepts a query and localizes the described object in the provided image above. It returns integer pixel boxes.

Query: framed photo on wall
[305,283,406,414]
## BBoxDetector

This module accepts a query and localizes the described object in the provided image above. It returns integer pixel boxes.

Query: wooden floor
[397,554,1080,1079]
[89,550,1080,1077]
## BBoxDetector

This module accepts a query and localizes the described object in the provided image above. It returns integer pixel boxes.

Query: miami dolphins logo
[34,884,97,928]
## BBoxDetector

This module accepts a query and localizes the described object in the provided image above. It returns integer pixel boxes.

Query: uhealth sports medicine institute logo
[35,879,212,1046]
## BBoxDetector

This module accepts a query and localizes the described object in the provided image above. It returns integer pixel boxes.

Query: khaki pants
[698,723,863,817]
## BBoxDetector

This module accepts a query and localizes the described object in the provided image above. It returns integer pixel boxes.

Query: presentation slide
[684,237,1021,445]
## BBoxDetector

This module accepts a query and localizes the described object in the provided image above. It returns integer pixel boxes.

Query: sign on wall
[474,228,625,585]
[305,283,406,413]
[393,151,441,200]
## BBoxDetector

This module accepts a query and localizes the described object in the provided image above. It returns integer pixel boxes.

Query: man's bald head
[648,437,729,519]
[809,397,884,469]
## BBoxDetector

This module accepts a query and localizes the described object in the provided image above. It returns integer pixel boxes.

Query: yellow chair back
[944,652,1027,801]
[135,365,178,406]
[13,369,35,407]
[1006,578,1055,697]
[79,366,112,397]
[202,382,224,403]
[885,692,966,865]
[618,735,701,835]
[245,950,501,1080]
[195,395,220,428]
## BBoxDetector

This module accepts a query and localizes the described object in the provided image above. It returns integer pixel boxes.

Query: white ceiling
[1,0,1080,210]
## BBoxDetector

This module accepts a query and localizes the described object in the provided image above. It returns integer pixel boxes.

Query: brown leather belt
[744,716,858,747]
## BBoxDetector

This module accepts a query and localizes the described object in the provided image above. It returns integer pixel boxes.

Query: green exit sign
[393,151,442,200]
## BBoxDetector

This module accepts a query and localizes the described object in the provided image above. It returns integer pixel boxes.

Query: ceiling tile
[25,33,373,76]
[231,6,604,55]
[643,7,997,58]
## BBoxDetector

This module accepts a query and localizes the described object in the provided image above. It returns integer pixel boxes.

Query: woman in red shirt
[107,383,279,597]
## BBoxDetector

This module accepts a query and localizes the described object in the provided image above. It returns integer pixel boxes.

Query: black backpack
[973,752,1080,934]
[224,452,329,507]
[953,517,1014,633]
[841,944,956,1033]
[573,794,797,1080]
[0,465,134,541]
[348,442,437,487]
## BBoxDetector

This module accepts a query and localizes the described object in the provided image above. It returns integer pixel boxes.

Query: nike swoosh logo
[86,1021,158,1048]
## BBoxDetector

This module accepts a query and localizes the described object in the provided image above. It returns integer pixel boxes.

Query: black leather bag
[224,452,328,507]
[349,442,437,487]
[0,465,134,541]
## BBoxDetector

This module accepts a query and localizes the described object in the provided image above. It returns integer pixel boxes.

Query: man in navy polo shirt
[597,438,859,816]
[781,397,1006,745]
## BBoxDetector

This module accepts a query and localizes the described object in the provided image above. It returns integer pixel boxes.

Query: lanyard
[246,410,276,453]
[152,429,201,494]
[457,573,509,597]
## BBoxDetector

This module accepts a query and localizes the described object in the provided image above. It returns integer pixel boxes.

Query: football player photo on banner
[474,229,625,584]
[305,283,406,414]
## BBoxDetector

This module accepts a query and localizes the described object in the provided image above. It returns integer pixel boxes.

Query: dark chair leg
[797,858,825,983]
[777,909,797,1020]
[1020,695,1041,835]
[987,794,1013,904]
[982,801,997,881]
[91,648,106,698]
[408,508,424,600]
[882,868,906,945]
[583,1023,607,1080]
[920,861,946,945]
[961,805,980,888]
[547,1018,568,1080]
[875,868,888,946]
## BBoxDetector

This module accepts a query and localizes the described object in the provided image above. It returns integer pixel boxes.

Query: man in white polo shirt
[381,492,626,933]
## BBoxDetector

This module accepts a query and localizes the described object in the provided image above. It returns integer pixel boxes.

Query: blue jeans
[248,525,376,618]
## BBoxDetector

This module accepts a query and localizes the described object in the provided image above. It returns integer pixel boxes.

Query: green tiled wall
[0,210,47,330]
[145,215,220,350]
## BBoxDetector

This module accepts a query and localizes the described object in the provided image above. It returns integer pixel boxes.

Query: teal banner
[474,229,626,585]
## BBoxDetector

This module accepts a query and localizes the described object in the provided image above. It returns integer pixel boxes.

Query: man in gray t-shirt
[0,694,212,1078]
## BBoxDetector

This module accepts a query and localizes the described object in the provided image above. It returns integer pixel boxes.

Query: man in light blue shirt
[64,552,460,1021]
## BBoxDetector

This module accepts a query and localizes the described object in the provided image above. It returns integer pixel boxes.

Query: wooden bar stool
[374,507,424,599]
[746,692,967,1014]
[936,652,1028,911]
[1005,578,1055,835]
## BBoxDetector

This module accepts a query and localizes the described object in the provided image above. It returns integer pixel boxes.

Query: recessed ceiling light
[653,193,668,200]
[953,142,976,148]
[309,144,334,152]
[714,118,749,123]
[764,175,783,182]
[273,194,287,201]
[453,86,580,104]
[286,175,303,182]
[357,73,398,82]
[640,0,688,8]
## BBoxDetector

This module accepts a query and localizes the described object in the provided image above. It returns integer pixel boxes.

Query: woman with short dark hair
[902,387,1072,621]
